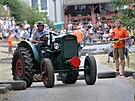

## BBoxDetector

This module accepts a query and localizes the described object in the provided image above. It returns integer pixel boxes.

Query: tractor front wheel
[84,55,97,85]
[41,58,54,88]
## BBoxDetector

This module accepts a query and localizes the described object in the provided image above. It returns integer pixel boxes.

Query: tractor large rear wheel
[12,47,34,87]
[84,55,97,85]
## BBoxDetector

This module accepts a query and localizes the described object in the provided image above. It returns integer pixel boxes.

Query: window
[31,0,38,8]
[75,5,86,12]
[40,0,47,10]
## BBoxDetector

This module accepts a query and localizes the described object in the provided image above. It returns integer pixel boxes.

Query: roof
[63,0,112,6]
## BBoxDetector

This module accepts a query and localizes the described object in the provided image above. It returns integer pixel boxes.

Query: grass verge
[94,53,135,71]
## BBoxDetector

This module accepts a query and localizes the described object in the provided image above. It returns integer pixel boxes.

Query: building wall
[21,0,63,23]
[20,0,31,6]
[48,0,63,23]
[99,3,116,15]
[63,0,111,6]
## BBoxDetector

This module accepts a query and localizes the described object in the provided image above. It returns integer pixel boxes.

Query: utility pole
[53,0,57,22]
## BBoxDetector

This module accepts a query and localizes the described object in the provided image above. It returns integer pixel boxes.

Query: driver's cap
[37,21,44,27]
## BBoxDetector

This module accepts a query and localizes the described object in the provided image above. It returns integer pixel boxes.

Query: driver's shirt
[32,29,47,41]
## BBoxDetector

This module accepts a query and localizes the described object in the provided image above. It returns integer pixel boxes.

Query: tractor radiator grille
[63,41,78,58]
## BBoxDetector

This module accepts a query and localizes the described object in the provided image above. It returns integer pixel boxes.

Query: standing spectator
[67,22,73,30]
[44,20,49,31]
[73,26,84,51]
[107,42,114,63]
[104,22,109,34]
[129,28,135,45]
[112,19,128,76]
[89,27,94,44]
[84,29,90,43]
[14,22,21,40]
[73,26,84,43]
[96,13,101,21]
[87,21,93,30]
[60,27,66,35]
[103,31,109,43]
[78,22,84,32]
[7,32,13,56]
[124,39,131,68]
[0,29,2,42]
[96,27,104,43]
[30,22,37,39]
[23,21,29,29]
[8,18,16,33]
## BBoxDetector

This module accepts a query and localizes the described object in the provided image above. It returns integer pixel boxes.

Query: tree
[0,0,53,27]
[112,0,135,27]
[0,4,11,17]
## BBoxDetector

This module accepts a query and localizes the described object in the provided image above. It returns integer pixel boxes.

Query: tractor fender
[18,40,40,63]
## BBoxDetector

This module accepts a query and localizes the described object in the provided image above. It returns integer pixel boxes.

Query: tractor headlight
[54,43,60,49]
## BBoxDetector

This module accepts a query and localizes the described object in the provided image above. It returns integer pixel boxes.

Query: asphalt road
[6,56,134,101]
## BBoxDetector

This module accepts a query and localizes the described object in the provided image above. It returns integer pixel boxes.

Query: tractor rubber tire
[0,87,8,94]
[0,80,27,90]
[62,72,78,84]
[41,58,54,88]
[84,55,97,85]
[12,47,34,88]
[0,84,12,91]
[98,71,116,79]
[132,73,135,79]
[124,71,135,77]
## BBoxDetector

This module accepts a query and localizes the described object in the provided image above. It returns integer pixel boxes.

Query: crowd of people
[0,16,135,46]
[0,17,51,42]
[0,16,135,76]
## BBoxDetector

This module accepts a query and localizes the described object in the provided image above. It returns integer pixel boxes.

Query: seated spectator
[103,31,109,43]
[20,26,30,40]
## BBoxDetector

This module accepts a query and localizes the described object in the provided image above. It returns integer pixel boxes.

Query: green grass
[128,53,135,70]
[0,47,8,57]
[0,46,13,81]
[0,93,11,101]
[0,46,13,100]
[95,53,135,71]
[0,63,13,81]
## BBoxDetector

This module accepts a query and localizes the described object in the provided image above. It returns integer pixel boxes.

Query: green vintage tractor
[11,32,97,88]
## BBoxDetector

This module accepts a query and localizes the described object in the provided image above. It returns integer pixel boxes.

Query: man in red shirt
[73,26,84,50]
[73,26,84,43]
[112,19,128,76]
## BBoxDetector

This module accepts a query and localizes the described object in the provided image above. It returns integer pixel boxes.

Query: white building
[23,0,64,23]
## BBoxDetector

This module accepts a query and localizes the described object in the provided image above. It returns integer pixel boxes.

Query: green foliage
[0,3,11,17]
[0,0,53,27]
[111,0,135,27]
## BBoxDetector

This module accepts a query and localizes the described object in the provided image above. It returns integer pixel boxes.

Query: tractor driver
[31,21,48,60]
